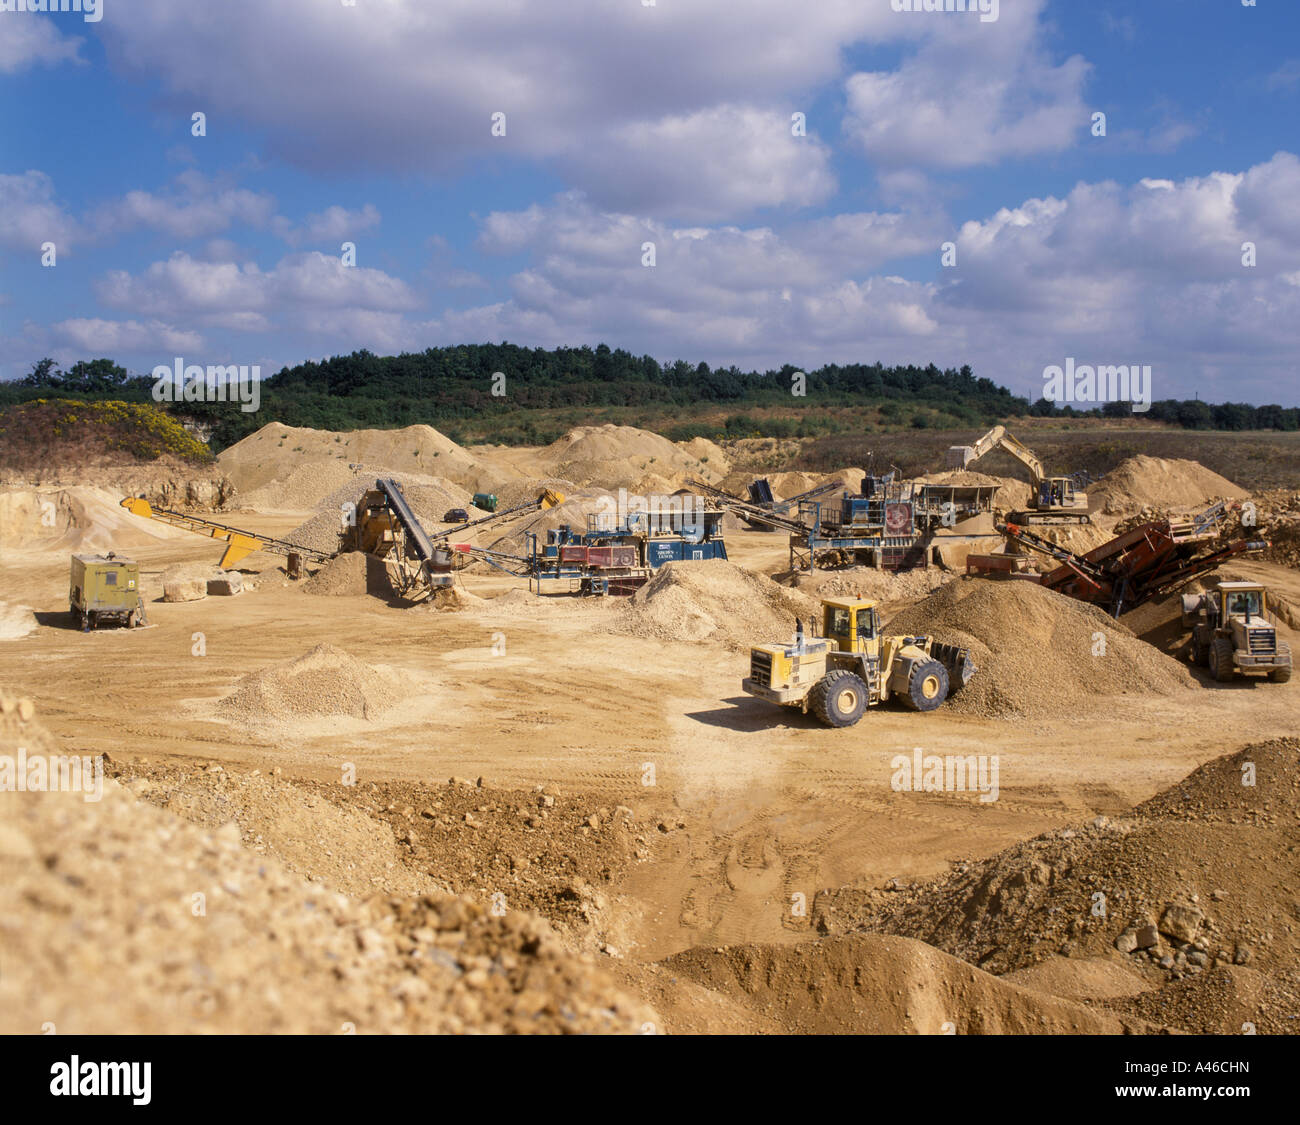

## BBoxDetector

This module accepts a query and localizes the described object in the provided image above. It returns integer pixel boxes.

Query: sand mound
[1091,456,1246,516]
[218,422,521,496]
[0,602,38,640]
[0,695,653,1034]
[885,577,1197,718]
[661,933,1145,1034]
[218,644,397,721]
[613,559,820,649]
[1002,956,1152,1002]
[532,425,724,489]
[0,486,188,554]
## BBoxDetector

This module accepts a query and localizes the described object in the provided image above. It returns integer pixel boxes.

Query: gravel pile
[218,643,398,721]
[611,559,821,650]
[303,552,390,597]
[885,577,1197,718]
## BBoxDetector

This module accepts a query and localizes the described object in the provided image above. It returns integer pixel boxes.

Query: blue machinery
[455,508,729,595]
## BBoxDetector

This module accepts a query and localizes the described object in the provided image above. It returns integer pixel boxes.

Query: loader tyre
[1209,638,1236,682]
[1271,644,1291,683]
[901,659,949,712]
[810,670,868,728]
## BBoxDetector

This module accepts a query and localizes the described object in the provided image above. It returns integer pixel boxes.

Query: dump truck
[69,553,147,630]
[1181,580,1292,683]
[947,426,1091,524]
[743,597,976,726]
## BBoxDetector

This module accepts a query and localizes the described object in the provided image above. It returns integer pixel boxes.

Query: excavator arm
[962,425,1045,487]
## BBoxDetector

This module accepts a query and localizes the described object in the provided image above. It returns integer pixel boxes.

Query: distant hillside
[0,399,215,475]
[4,346,1297,453]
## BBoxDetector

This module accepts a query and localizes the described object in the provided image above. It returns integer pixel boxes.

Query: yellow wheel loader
[743,597,976,727]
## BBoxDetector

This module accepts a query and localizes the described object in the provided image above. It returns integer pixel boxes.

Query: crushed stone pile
[1091,456,1246,517]
[302,551,392,597]
[218,643,398,721]
[885,577,1197,718]
[811,738,1300,1033]
[612,559,821,649]
[0,695,654,1034]
[1248,489,1300,569]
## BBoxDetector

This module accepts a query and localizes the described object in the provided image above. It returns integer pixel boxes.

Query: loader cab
[822,598,880,656]
[1218,582,1265,622]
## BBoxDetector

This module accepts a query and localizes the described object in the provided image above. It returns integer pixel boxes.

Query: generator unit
[69,553,147,630]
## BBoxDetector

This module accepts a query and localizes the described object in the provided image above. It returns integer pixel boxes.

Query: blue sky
[2,0,1298,405]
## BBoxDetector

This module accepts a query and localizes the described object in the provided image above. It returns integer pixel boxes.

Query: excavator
[946,426,1092,525]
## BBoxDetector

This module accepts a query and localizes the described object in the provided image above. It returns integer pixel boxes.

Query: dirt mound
[812,738,1300,1031]
[218,643,397,721]
[0,696,654,1034]
[1001,956,1152,1001]
[0,486,189,554]
[661,934,1146,1034]
[885,577,1197,718]
[613,559,820,649]
[303,552,393,597]
[1091,456,1247,517]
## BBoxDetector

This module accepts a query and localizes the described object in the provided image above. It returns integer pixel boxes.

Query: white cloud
[92,0,909,216]
[0,16,83,74]
[274,204,381,247]
[95,251,423,331]
[91,171,278,240]
[0,171,81,253]
[844,0,1089,168]
[52,318,204,354]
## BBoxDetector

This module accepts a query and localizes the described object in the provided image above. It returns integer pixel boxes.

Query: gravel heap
[611,559,821,650]
[884,577,1197,718]
[218,643,397,721]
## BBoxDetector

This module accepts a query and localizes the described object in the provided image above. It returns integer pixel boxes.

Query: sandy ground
[4,511,1295,980]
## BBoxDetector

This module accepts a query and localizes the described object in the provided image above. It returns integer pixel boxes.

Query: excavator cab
[1039,478,1077,510]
